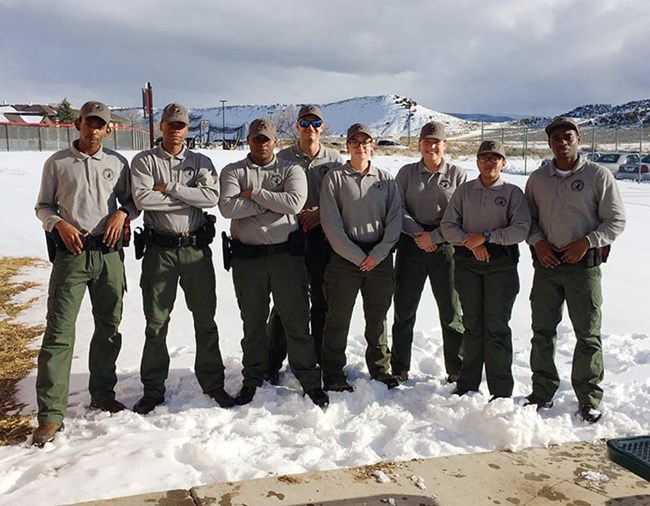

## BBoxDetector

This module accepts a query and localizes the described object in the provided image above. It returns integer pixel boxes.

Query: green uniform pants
[267,226,331,370]
[454,254,519,397]
[391,237,464,375]
[321,253,394,385]
[529,262,603,408]
[231,252,321,391]
[36,249,126,424]
[140,244,225,399]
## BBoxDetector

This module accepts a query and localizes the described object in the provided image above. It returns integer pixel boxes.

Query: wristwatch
[482,230,491,242]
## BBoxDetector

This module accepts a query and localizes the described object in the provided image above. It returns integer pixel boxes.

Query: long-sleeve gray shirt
[35,142,137,234]
[396,159,467,243]
[320,162,402,266]
[441,176,531,246]
[277,144,343,209]
[131,145,219,234]
[525,157,626,248]
[218,155,306,245]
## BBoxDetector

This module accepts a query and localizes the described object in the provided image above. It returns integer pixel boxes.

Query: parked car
[615,154,650,181]
[376,139,402,147]
[595,153,640,174]
[580,151,600,162]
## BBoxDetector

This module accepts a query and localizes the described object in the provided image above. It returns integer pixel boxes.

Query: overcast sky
[1,0,647,117]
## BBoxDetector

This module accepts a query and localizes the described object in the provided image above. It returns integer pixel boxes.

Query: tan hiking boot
[32,422,64,447]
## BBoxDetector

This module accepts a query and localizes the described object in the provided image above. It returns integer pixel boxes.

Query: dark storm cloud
[1,0,648,116]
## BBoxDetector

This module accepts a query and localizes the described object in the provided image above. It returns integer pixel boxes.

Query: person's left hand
[471,244,490,262]
[559,237,590,264]
[414,231,438,253]
[240,188,253,199]
[462,232,486,250]
[359,255,377,272]
[299,208,320,231]
[153,183,167,192]
[103,209,128,247]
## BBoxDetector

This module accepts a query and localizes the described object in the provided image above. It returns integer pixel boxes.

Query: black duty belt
[231,240,290,258]
[151,230,200,248]
[352,240,381,254]
[454,243,520,261]
[416,222,437,232]
[54,234,121,253]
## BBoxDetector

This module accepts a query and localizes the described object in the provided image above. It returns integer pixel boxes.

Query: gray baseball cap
[79,101,111,124]
[545,116,580,137]
[477,140,506,158]
[346,123,373,141]
[419,121,446,141]
[161,103,189,125]
[248,118,277,140]
[298,104,323,121]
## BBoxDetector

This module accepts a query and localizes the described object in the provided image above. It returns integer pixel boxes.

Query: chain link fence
[447,124,649,173]
[0,122,150,152]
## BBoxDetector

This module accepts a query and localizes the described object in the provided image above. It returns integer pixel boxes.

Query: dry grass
[0,256,46,445]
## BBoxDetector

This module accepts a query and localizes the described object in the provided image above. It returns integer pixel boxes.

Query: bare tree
[272,105,298,141]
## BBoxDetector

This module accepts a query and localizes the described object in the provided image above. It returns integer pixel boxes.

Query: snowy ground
[0,150,648,506]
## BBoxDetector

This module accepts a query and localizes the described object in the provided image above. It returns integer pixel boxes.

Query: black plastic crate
[607,436,650,482]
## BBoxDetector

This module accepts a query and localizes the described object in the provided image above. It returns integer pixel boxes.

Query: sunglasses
[298,119,323,128]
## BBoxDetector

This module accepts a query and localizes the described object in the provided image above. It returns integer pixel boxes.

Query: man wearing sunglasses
[266,105,343,383]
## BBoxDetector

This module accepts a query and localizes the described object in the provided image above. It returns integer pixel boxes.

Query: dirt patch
[0,256,46,445]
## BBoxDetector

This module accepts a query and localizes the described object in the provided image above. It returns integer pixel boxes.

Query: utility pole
[220,99,227,148]
[142,82,154,148]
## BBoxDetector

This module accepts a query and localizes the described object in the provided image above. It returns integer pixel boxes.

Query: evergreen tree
[56,98,76,124]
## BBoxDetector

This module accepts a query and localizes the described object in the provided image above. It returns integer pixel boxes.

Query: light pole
[220,99,227,148]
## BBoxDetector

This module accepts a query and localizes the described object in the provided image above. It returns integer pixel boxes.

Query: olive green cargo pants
[453,254,519,398]
[139,245,226,399]
[231,252,321,391]
[36,249,125,424]
[321,253,394,386]
[529,263,603,408]
[391,237,464,376]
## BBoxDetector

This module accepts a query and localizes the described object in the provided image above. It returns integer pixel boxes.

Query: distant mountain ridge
[114,95,650,140]
[564,99,650,127]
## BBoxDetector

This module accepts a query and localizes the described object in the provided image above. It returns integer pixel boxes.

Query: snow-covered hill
[115,95,476,141]
[113,95,650,143]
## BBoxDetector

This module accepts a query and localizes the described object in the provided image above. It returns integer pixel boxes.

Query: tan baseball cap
[79,101,111,124]
[298,104,323,121]
[419,121,446,141]
[477,140,506,158]
[346,123,373,141]
[248,118,277,140]
[161,103,189,125]
[545,116,580,137]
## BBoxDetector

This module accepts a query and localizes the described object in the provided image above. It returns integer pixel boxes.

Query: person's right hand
[54,220,86,255]
[534,239,561,268]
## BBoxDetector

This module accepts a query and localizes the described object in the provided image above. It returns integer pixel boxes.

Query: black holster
[287,228,306,256]
[221,231,232,271]
[134,227,153,260]
[583,245,610,268]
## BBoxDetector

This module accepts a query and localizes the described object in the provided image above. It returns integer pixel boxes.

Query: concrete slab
[70,489,194,506]
[71,441,650,506]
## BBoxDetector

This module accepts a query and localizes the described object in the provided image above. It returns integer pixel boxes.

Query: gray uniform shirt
[525,157,626,248]
[441,176,531,246]
[320,162,403,266]
[396,159,467,244]
[131,145,219,234]
[218,155,307,245]
[35,142,137,234]
[277,144,343,209]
